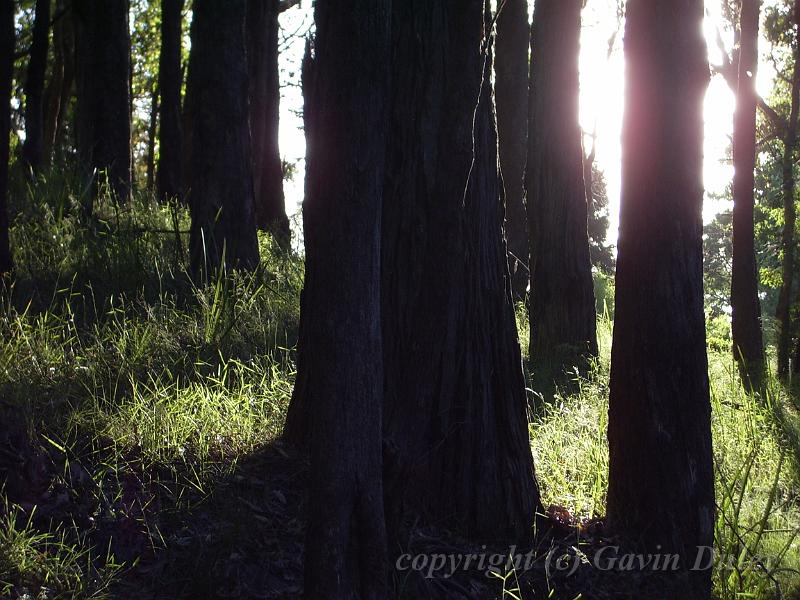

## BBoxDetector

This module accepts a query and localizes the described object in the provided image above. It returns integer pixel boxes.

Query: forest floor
[0,191,799,599]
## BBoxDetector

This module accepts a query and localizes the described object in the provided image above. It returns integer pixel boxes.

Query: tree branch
[278,0,302,13]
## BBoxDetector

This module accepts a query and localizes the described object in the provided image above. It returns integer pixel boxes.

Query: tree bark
[607,1,714,597]
[776,0,800,380]
[185,0,259,276]
[0,0,13,275]
[145,82,159,191]
[247,0,290,249]
[21,0,50,173]
[73,0,132,207]
[526,0,597,377]
[731,0,765,390]
[299,1,390,595]
[43,1,74,165]
[496,0,530,300]
[157,0,184,202]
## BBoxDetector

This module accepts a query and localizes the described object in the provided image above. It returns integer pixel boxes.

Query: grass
[0,174,798,598]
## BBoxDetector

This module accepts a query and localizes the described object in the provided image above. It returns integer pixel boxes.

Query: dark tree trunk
[185,0,259,276]
[247,0,290,249]
[0,0,13,275]
[73,0,132,207]
[286,0,540,543]
[380,0,538,541]
[776,0,800,380]
[731,0,765,390]
[157,0,183,202]
[496,0,530,300]
[145,83,159,191]
[43,2,75,165]
[21,0,50,173]
[607,1,714,597]
[299,1,390,595]
[526,0,597,377]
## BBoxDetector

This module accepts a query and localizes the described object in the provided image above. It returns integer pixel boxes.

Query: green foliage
[587,165,615,275]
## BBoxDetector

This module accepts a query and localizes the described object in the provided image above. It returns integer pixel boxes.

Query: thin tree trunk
[0,0,13,275]
[496,0,530,300]
[527,0,597,378]
[247,0,290,249]
[43,2,74,165]
[22,0,50,173]
[777,0,800,380]
[157,0,183,202]
[185,0,259,276]
[145,82,159,191]
[300,0,390,594]
[607,1,714,597]
[731,0,765,390]
[73,0,132,207]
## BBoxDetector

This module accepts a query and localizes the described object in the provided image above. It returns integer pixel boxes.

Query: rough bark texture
[299,1,390,595]
[73,0,132,206]
[43,1,74,164]
[22,0,50,173]
[378,0,538,541]
[157,0,184,202]
[185,0,259,276]
[731,0,766,389]
[247,0,290,249]
[526,0,597,376]
[0,0,12,275]
[496,0,530,300]
[607,1,714,597]
[776,0,800,380]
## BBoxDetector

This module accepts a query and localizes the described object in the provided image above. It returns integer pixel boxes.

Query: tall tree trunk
[21,0,50,173]
[247,0,290,249]
[607,1,714,597]
[73,0,132,207]
[286,0,540,542]
[526,0,597,378]
[185,0,259,276]
[157,0,183,202]
[496,0,530,300]
[731,0,766,390]
[43,2,75,165]
[776,0,800,380]
[145,82,159,191]
[300,0,390,594]
[0,0,13,276]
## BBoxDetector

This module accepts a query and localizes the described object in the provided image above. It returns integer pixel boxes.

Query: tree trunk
[286,0,540,543]
[247,0,290,249]
[496,0,530,300]
[299,1,390,595]
[145,82,159,191]
[185,0,259,276]
[776,0,800,380]
[0,0,13,275]
[731,0,766,390]
[157,0,183,202]
[526,0,597,378]
[43,2,75,165]
[607,1,714,597]
[21,0,50,173]
[73,0,132,207]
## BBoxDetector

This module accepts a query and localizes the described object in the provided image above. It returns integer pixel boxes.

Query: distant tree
[43,0,74,164]
[527,0,597,376]
[704,209,734,317]
[157,0,184,202]
[0,0,12,275]
[586,163,615,274]
[496,0,530,299]
[246,0,291,249]
[73,0,132,207]
[298,0,390,593]
[21,0,50,173]
[607,1,714,597]
[185,0,259,276]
